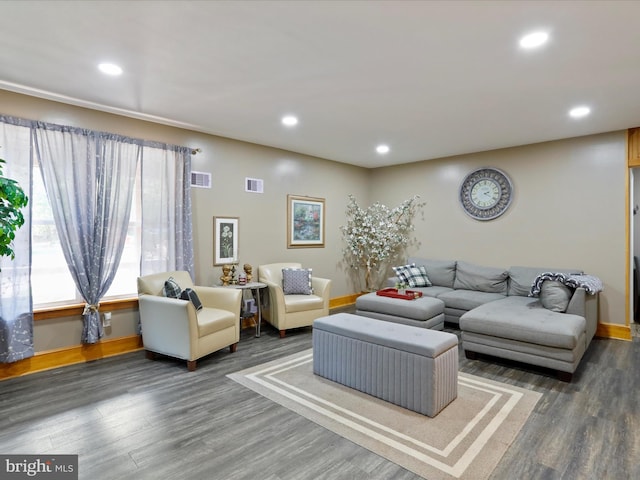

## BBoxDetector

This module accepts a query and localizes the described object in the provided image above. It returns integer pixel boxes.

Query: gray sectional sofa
[382,257,600,381]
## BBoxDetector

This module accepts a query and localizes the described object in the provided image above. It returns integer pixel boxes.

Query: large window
[31,160,142,307]
[1,115,193,311]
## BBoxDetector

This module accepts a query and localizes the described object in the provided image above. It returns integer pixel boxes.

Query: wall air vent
[245,177,264,193]
[191,171,212,188]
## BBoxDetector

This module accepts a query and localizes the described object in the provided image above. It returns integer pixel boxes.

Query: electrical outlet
[102,311,112,327]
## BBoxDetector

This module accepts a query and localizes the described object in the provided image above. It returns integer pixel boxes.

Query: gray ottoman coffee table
[313,313,458,417]
[355,291,446,330]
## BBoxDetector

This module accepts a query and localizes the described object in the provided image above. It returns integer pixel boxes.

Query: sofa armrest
[138,294,195,359]
[566,287,585,317]
[263,280,286,321]
[312,277,331,306]
[566,287,598,344]
[193,286,242,314]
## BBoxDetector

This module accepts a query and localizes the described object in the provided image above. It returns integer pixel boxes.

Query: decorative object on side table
[459,167,513,221]
[220,264,232,286]
[340,194,425,292]
[243,263,253,282]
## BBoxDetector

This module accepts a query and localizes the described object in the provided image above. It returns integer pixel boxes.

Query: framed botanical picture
[287,194,325,248]
[213,216,239,265]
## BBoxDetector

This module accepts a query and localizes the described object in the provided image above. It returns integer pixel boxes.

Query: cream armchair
[258,262,331,338]
[137,271,242,371]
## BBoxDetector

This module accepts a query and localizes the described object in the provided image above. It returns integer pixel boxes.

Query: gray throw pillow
[163,277,182,298]
[282,268,313,295]
[507,266,583,296]
[540,281,573,312]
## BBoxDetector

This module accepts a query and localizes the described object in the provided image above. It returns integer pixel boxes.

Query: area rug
[227,349,541,480]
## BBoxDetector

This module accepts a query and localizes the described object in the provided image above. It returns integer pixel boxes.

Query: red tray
[376,288,423,300]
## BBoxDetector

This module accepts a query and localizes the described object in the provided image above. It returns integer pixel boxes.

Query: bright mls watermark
[0,455,78,479]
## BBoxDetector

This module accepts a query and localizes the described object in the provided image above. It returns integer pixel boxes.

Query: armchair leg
[187,360,197,372]
[279,330,286,339]
[230,343,238,353]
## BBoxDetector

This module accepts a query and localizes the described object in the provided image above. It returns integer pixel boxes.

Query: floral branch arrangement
[340,194,424,291]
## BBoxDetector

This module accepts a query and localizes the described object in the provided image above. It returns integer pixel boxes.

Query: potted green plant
[0,157,29,268]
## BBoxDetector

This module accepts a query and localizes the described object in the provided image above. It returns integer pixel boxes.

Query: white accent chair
[137,271,242,371]
[258,262,331,338]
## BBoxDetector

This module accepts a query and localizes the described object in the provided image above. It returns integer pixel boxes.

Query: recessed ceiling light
[376,144,390,154]
[98,63,123,76]
[281,115,298,127]
[519,31,549,49]
[569,106,591,118]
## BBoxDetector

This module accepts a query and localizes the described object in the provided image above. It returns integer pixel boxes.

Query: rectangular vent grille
[191,171,212,188]
[245,177,264,193]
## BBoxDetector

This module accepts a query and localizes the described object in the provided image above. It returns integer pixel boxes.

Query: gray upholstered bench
[355,292,446,330]
[312,313,459,417]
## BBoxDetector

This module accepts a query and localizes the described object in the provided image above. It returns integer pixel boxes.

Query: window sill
[33,297,139,321]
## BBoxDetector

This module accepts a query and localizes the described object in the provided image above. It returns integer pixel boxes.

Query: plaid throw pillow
[392,263,415,284]
[402,265,432,288]
[282,268,313,295]
[180,287,203,311]
[163,277,182,298]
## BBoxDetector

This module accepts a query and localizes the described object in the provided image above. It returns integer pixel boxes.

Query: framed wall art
[287,194,325,248]
[213,216,239,265]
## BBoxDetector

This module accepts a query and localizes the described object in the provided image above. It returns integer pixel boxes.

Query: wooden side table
[220,282,267,337]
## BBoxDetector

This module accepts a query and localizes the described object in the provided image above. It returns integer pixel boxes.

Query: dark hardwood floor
[1,310,639,480]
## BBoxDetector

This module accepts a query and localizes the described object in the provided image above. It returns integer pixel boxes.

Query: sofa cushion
[459,296,585,350]
[197,307,237,337]
[284,294,325,313]
[453,261,508,294]
[282,268,313,295]
[507,266,582,297]
[540,281,573,312]
[355,292,444,321]
[411,286,454,298]
[408,257,457,288]
[437,289,506,311]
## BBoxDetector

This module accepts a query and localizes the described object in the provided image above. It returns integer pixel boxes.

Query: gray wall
[0,89,629,352]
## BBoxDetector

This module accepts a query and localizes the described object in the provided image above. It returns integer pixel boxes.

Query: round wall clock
[459,167,513,221]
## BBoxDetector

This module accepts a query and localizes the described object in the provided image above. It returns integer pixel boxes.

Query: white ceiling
[1,0,639,168]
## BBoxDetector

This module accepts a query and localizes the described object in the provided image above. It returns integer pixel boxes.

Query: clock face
[470,179,500,209]
[460,168,513,220]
